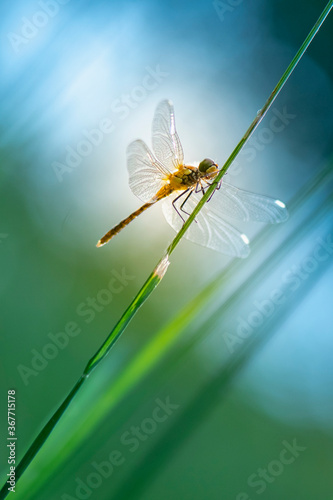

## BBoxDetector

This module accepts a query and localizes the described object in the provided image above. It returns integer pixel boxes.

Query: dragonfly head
[198,158,219,179]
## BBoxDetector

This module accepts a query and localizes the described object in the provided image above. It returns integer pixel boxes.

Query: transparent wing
[162,192,250,258]
[127,140,170,202]
[152,100,184,172]
[210,182,289,223]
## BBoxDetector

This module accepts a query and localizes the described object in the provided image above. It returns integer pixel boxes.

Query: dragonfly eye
[199,158,218,173]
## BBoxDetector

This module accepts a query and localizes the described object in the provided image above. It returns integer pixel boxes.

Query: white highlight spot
[275,199,286,208]
[154,255,170,279]
[241,233,250,245]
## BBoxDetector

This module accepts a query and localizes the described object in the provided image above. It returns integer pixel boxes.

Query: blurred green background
[1,0,333,499]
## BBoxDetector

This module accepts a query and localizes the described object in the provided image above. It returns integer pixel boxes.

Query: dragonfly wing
[162,192,250,258]
[210,182,289,223]
[152,100,184,171]
[127,140,170,202]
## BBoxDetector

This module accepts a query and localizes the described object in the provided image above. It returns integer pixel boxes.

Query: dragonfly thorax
[172,161,219,189]
[175,166,200,186]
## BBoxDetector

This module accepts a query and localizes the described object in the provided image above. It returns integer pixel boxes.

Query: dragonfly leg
[172,189,190,223]
[207,188,218,202]
[195,181,205,195]
[180,189,194,216]
[180,189,199,224]
[206,179,222,202]
[203,179,221,188]
[194,179,219,208]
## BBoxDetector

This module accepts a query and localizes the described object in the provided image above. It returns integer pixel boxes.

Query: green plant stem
[1,2,332,498]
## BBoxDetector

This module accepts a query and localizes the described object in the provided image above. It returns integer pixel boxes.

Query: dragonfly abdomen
[97,201,153,247]
[97,184,175,248]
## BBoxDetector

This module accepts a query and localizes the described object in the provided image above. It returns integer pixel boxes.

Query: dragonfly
[97,99,288,257]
